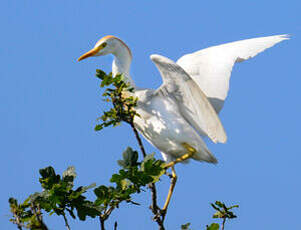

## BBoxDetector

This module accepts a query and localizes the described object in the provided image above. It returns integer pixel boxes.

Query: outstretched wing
[150,54,227,144]
[177,34,290,113]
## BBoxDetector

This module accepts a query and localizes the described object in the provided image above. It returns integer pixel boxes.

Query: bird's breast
[133,95,193,152]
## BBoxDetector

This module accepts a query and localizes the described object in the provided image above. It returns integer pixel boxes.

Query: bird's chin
[97,51,111,56]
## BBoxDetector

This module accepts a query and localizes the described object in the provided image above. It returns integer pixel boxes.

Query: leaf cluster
[98,148,165,213]
[113,148,165,191]
[92,148,165,223]
[206,201,239,230]
[38,166,99,221]
[9,197,47,230]
[211,201,239,220]
[9,67,240,230]
[9,166,99,229]
[9,148,165,229]
[181,201,239,230]
[94,70,138,131]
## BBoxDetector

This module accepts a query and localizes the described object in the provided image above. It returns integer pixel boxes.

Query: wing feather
[150,54,227,144]
[177,34,290,113]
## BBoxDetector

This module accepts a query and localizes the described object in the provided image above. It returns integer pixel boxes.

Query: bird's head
[77,35,131,62]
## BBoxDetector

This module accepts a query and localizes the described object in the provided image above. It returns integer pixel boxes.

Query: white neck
[112,43,135,88]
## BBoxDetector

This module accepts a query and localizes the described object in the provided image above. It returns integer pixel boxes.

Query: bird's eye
[100,42,107,48]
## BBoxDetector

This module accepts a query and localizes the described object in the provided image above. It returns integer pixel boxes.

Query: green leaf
[94,69,139,132]
[181,222,191,230]
[140,153,165,183]
[120,179,131,190]
[215,201,224,208]
[94,185,113,206]
[39,166,60,189]
[95,69,107,80]
[82,183,97,192]
[76,201,100,221]
[117,147,139,169]
[207,223,219,230]
[228,205,239,210]
[211,201,239,220]
[213,211,224,219]
[94,124,103,131]
[142,152,155,163]
[8,198,18,206]
[39,166,56,178]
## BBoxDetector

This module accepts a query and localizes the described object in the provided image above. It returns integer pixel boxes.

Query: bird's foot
[164,143,196,169]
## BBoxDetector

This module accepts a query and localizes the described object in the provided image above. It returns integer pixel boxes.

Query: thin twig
[62,213,71,230]
[130,121,146,158]
[222,217,226,230]
[149,183,165,230]
[114,221,118,230]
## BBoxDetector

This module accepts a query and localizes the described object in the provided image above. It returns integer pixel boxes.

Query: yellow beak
[77,47,101,62]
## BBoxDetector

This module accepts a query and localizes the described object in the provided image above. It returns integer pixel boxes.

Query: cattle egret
[78,34,289,211]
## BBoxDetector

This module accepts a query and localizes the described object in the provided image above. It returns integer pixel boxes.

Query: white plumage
[177,34,290,113]
[78,34,289,164]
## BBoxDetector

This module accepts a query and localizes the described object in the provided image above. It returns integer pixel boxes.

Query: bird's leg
[161,166,177,216]
[161,143,196,217]
[164,143,197,169]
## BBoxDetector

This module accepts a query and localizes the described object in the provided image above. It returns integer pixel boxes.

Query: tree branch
[99,206,115,230]
[222,217,226,230]
[31,203,48,230]
[62,213,71,230]
[99,216,105,230]
[130,122,146,158]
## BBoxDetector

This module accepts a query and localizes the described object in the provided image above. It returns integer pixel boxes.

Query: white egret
[78,34,289,211]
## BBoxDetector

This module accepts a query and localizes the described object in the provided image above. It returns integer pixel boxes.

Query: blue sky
[1,0,300,229]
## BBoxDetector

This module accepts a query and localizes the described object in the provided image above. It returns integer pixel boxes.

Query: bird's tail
[192,140,218,164]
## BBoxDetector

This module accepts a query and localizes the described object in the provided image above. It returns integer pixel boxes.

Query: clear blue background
[1,1,299,229]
